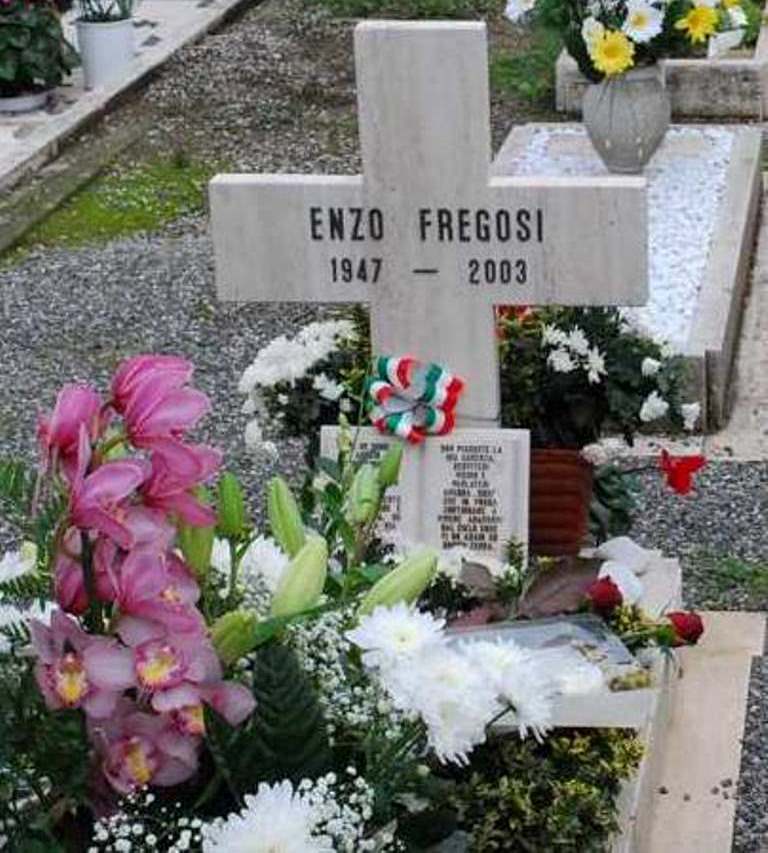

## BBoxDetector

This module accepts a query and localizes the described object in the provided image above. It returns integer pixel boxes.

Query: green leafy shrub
[0,0,78,98]
[451,729,644,851]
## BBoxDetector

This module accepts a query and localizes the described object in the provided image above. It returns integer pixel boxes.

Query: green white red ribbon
[365,356,465,444]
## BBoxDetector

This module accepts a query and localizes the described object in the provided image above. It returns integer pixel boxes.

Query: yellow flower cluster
[675,3,720,43]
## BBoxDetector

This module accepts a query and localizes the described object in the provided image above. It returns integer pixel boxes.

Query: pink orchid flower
[89,701,200,794]
[141,439,221,527]
[112,547,205,646]
[111,354,194,414]
[69,427,150,550]
[119,361,210,449]
[30,611,134,719]
[54,530,115,614]
[129,633,255,728]
[37,384,104,479]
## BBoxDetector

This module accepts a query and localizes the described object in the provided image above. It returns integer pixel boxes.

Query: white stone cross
[209,20,648,427]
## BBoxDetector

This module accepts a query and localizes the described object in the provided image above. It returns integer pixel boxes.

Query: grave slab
[556,23,768,118]
[638,611,766,853]
[492,123,763,429]
[0,0,253,193]
[320,426,530,561]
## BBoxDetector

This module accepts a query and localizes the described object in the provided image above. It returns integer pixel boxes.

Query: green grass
[304,0,502,18]
[704,555,768,597]
[18,155,218,251]
[489,27,561,103]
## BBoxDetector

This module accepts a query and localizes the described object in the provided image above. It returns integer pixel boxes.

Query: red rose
[586,576,623,615]
[667,611,704,645]
[659,450,706,495]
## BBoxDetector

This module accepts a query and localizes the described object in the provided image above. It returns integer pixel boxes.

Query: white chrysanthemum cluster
[347,604,560,765]
[0,542,37,586]
[201,772,388,853]
[541,324,607,385]
[0,543,55,653]
[210,535,289,613]
[288,609,409,744]
[88,792,203,852]
[239,320,356,454]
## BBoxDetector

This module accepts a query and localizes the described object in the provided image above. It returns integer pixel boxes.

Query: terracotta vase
[529,448,593,557]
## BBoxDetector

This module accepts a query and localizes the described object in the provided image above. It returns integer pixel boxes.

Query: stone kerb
[556,21,768,118]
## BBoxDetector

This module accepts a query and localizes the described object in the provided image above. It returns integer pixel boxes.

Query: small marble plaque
[321,426,530,560]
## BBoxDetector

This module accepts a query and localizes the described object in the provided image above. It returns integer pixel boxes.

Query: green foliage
[0,0,78,97]
[220,643,332,795]
[304,0,502,19]
[0,659,90,848]
[77,0,134,23]
[451,729,644,851]
[499,307,688,448]
[742,0,763,46]
[20,157,216,250]
[699,554,768,597]
[590,464,638,544]
[489,28,561,102]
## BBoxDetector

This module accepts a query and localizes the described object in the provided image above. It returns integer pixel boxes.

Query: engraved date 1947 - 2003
[329,256,528,286]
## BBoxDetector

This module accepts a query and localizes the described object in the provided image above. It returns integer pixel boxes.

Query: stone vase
[529,449,593,557]
[582,64,671,174]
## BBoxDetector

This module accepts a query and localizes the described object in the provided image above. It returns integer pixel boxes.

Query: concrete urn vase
[582,64,671,174]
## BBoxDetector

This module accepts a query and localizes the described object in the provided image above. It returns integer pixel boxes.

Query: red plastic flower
[667,611,704,645]
[659,449,706,495]
[586,576,623,615]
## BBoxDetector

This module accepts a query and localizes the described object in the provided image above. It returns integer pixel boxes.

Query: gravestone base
[492,123,762,430]
[555,25,768,119]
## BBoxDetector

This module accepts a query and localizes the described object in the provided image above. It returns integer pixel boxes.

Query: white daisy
[681,402,701,431]
[641,356,661,377]
[639,390,669,422]
[622,0,664,42]
[541,324,569,348]
[346,603,446,670]
[201,780,332,853]
[566,327,590,356]
[547,348,576,374]
[586,346,607,384]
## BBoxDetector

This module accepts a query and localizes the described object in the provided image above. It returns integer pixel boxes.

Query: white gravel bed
[504,125,735,352]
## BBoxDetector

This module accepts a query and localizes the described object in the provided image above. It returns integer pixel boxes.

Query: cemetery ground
[1,1,768,851]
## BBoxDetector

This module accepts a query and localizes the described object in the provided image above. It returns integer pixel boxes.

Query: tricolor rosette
[365,356,464,444]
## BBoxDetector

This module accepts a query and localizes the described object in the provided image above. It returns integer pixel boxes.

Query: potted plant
[0,0,78,114]
[497,306,696,555]
[75,0,135,90]
[506,0,758,172]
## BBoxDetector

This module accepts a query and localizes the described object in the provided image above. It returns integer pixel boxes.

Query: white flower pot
[0,89,51,114]
[76,18,135,91]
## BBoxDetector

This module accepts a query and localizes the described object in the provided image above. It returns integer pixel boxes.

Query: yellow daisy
[675,4,719,43]
[591,30,636,76]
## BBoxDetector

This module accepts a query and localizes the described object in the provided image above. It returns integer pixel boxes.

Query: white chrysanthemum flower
[312,373,345,402]
[384,644,501,764]
[641,356,661,377]
[461,639,555,741]
[622,0,663,42]
[598,560,644,604]
[346,603,446,670]
[566,327,590,356]
[547,348,576,374]
[0,542,37,586]
[681,402,701,431]
[586,347,606,384]
[582,16,605,52]
[211,536,290,596]
[504,0,536,21]
[541,324,568,348]
[201,781,333,852]
[639,390,669,422]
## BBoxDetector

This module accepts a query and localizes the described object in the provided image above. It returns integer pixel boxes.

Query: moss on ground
[18,155,218,251]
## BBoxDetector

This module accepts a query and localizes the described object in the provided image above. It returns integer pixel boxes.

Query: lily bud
[178,487,214,579]
[267,477,305,558]
[211,610,258,665]
[346,463,381,525]
[271,536,328,619]
[377,444,403,488]
[217,471,247,537]
[359,548,438,616]
[337,413,353,456]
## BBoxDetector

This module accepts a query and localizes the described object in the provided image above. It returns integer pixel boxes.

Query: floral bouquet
[508,0,760,80]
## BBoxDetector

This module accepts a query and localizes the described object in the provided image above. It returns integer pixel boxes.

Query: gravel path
[1,0,765,849]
